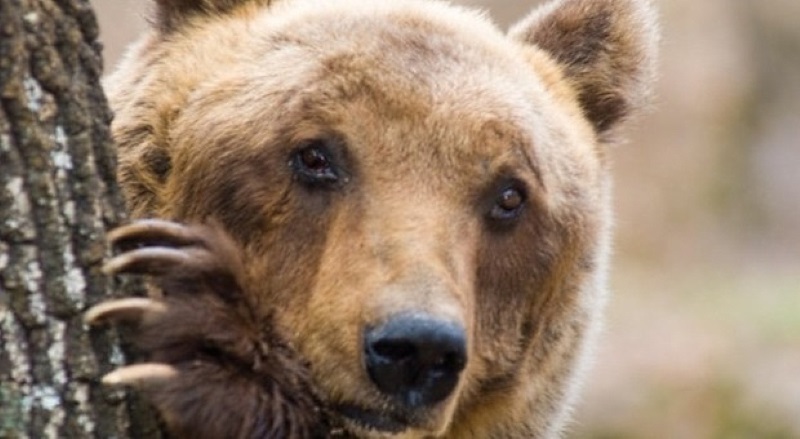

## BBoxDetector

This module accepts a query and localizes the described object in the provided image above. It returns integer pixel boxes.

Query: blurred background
[91,1,800,437]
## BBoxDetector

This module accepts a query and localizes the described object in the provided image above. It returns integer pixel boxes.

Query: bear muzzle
[331,314,468,435]
[364,315,467,408]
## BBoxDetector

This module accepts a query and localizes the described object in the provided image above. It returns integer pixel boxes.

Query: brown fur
[119,224,324,437]
[509,0,658,137]
[102,0,658,437]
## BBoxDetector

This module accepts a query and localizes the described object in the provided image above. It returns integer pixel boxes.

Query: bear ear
[152,0,272,33]
[509,0,658,136]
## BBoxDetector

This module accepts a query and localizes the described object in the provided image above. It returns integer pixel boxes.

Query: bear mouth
[334,404,410,434]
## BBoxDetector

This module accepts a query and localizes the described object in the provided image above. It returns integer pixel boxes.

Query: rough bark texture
[0,0,161,437]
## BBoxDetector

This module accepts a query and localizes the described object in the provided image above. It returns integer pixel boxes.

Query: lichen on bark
[0,0,161,437]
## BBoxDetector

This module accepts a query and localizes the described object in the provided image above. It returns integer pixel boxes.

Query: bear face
[103,0,657,437]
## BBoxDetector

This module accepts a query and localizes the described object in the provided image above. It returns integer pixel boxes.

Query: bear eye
[488,185,526,222]
[291,139,339,186]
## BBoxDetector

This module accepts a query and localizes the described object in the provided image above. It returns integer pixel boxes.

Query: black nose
[364,316,467,408]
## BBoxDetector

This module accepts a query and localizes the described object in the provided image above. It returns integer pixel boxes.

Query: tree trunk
[0,0,160,437]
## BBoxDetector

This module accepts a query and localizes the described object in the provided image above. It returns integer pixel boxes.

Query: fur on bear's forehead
[163,0,593,184]
[173,1,568,114]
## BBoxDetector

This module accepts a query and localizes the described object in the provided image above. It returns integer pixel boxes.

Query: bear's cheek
[467,217,551,380]
[461,176,605,403]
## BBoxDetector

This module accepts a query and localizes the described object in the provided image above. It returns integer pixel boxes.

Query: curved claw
[102,363,179,386]
[109,219,201,251]
[103,247,192,276]
[84,297,166,325]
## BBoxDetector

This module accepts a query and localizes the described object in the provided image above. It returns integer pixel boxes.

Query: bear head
[105,0,657,436]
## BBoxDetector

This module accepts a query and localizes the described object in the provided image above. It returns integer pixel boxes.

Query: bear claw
[102,363,180,386]
[84,297,166,325]
[107,219,201,251]
[102,247,193,276]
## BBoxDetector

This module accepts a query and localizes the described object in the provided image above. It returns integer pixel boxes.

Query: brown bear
[87,0,657,437]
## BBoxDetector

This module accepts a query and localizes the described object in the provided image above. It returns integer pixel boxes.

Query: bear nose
[364,316,467,408]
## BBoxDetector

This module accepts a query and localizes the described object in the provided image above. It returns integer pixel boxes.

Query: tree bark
[0,0,160,437]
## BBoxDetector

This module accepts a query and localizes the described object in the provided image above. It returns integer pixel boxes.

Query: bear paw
[85,219,328,438]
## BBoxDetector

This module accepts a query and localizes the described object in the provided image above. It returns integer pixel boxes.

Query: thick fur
[102,0,657,437]
[509,0,658,137]
[100,222,332,437]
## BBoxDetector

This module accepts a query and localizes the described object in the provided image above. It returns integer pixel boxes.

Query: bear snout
[364,315,467,409]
